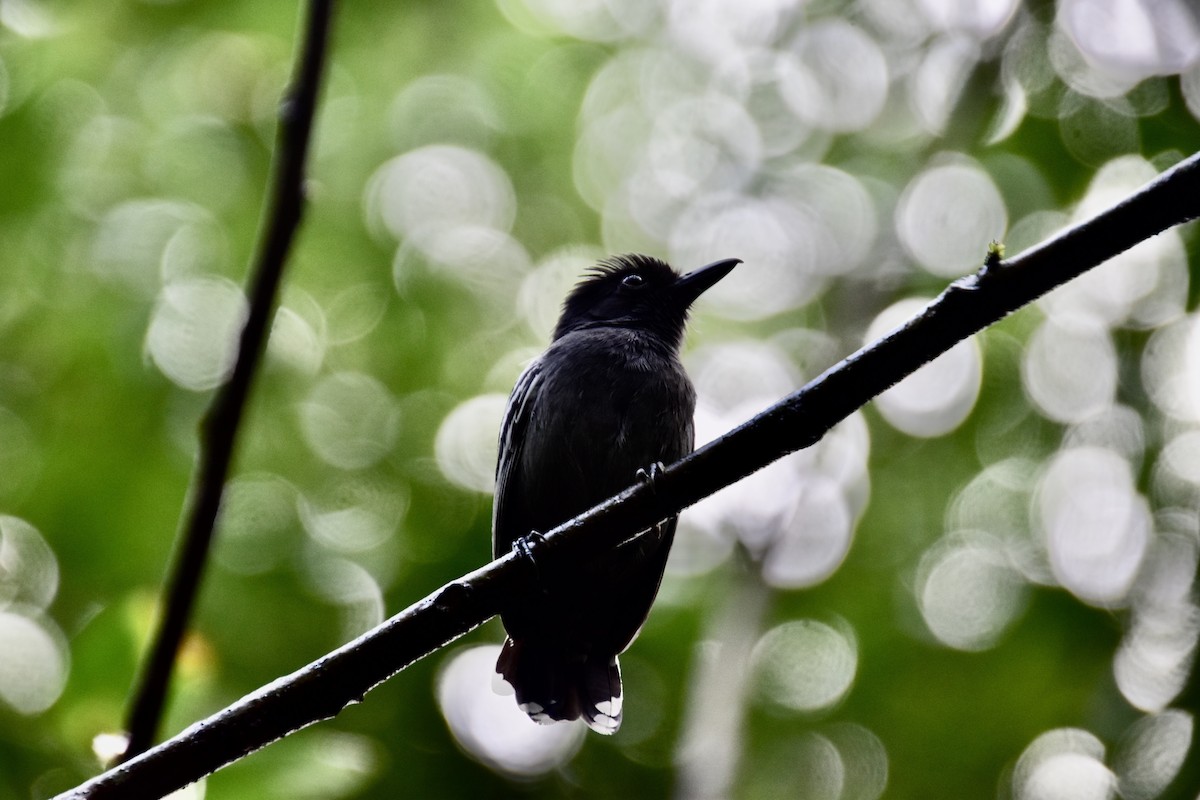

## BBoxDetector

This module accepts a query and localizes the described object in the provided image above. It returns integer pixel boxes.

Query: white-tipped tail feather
[496,638,623,735]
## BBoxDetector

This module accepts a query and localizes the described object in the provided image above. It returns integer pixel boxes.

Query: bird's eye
[621,273,646,289]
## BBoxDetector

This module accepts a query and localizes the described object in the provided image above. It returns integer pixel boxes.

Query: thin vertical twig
[674,550,772,800]
[121,0,338,761]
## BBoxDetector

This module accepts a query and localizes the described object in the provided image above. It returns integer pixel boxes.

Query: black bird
[493,253,740,734]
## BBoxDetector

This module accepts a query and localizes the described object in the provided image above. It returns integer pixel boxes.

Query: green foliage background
[1,0,1199,798]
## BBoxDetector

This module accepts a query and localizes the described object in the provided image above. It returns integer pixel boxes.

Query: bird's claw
[636,462,666,494]
[513,531,548,588]
[513,530,546,561]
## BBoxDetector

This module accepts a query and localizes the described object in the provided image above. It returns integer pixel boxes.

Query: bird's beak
[674,257,742,307]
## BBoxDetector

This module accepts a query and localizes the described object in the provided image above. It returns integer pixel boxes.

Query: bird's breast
[519,330,695,511]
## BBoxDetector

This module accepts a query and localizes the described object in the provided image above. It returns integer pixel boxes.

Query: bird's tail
[495,638,622,735]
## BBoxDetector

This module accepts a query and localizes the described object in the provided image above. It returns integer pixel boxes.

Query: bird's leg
[636,461,666,494]
[512,530,549,588]
[616,462,668,554]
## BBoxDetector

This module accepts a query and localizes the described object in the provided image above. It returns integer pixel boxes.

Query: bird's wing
[492,359,543,559]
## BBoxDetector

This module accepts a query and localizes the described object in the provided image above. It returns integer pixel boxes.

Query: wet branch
[67,151,1200,799]
[120,0,337,761]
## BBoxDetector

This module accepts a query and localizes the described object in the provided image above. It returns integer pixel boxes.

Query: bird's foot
[636,462,666,494]
[512,530,548,587]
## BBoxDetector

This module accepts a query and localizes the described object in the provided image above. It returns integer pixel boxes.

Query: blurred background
[2,0,1200,797]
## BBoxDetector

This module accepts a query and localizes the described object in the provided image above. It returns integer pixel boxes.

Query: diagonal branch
[66,150,1200,799]
[121,0,338,761]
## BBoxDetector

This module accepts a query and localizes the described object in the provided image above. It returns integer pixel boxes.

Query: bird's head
[553,254,741,348]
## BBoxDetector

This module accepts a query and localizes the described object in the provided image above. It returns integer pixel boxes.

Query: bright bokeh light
[438,645,584,777]
[0,609,68,715]
[787,734,844,800]
[1035,447,1150,606]
[721,52,816,159]
[298,372,400,470]
[689,340,798,415]
[1112,710,1192,800]
[643,94,763,207]
[987,78,1029,144]
[435,394,508,494]
[666,0,797,56]
[780,20,889,133]
[367,145,516,246]
[948,458,1051,584]
[298,479,405,557]
[1021,319,1117,424]
[680,339,869,587]
[947,459,1035,539]
[388,74,502,152]
[1113,523,1199,711]
[827,723,889,800]
[517,246,604,340]
[1154,431,1200,506]
[566,15,890,322]
[668,416,738,574]
[752,619,857,713]
[1013,729,1113,800]
[500,0,652,42]
[575,99,647,212]
[1141,315,1200,422]
[685,400,798,560]
[666,194,821,319]
[896,159,1008,278]
[1056,93,1141,168]
[1057,0,1200,91]
[269,304,326,377]
[771,164,878,277]
[270,292,328,376]
[92,199,225,293]
[917,532,1028,651]
[91,732,129,764]
[767,411,870,589]
[867,298,982,437]
[146,276,247,392]
[1006,209,1068,262]
[324,283,389,346]
[917,0,1019,38]
[1021,753,1117,800]
[739,725,889,800]
[401,226,533,300]
[1184,63,1200,122]
[910,36,981,135]
[0,516,58,611]
[0,0,57,38]
[1063,404,1144,466]
[761,476,856,589]
[367,145,530,301]
[666,164,878,320]
[0,519,68,716]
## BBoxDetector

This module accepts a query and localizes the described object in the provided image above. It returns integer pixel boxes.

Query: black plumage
[493,253,740,733]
